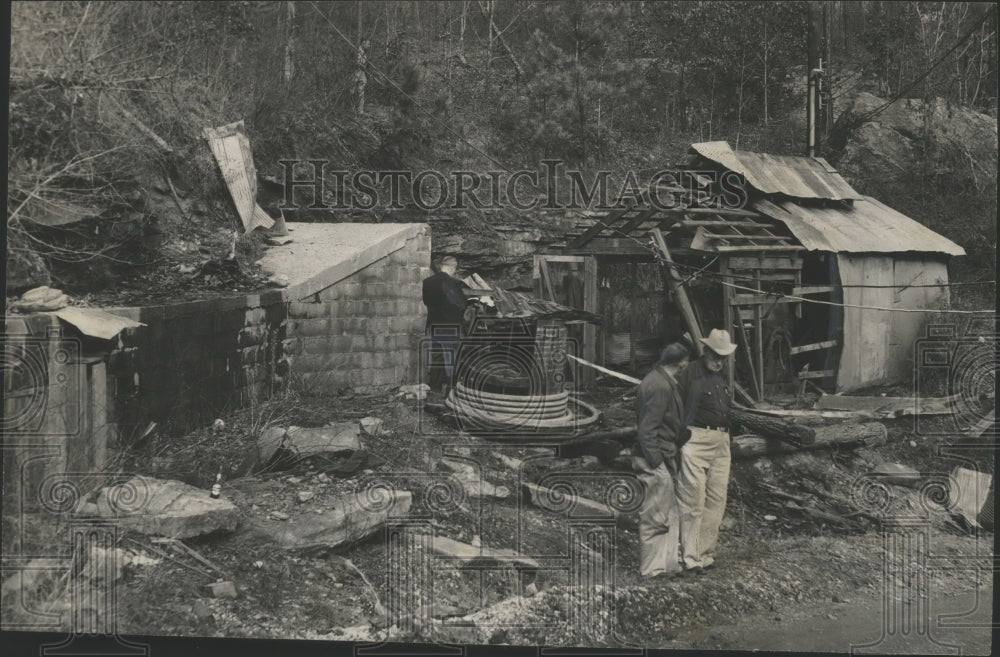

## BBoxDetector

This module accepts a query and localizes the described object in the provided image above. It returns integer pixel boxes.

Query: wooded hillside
[7,1,997,302]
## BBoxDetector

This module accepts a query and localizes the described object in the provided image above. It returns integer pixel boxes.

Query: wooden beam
[734,316,761,401]
[793,285,836,295]
[728,256,804,270]
[720,258,734,392]
[798,369,836,379]
[711,245,805,253]
[730,294,797,306]
[709,234,796,242]
[652,228,704,357]
[629,261,638,372]
[790,339,839,355]
[567,205,632,249]
[539,258,556,302]
[678,220,765,228]
[754,269,765,399]
[618,208,660,236]
[582,255,598,384]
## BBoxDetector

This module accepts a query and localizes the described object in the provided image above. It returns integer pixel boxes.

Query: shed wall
[836,254,950,391]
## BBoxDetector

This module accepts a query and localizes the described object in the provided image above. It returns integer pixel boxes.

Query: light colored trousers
[632,455,681,578]
[677,427,731,569]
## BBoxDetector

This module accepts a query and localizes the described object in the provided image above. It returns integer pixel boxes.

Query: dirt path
[677,578,993,654]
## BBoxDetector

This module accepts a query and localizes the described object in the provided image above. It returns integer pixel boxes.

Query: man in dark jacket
[422,256,468,393]
[633,342,690,579]
[676,328,737,574]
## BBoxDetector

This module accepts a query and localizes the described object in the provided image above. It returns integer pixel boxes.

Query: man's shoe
[680,566,703,577]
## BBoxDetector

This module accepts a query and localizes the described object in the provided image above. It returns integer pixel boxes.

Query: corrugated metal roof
[753,197,966,256]
[690,141,862,201]
[463,275,601,323]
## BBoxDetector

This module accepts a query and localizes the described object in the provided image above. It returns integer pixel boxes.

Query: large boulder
[260,490,412,550]
[95,476,239,538]
[833,92,998,185]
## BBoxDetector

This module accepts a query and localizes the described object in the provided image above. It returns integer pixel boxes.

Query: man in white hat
[675,328,737,575]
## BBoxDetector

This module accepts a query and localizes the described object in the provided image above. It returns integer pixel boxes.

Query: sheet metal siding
[753,197,966,256]
[836,254,894,392]
[690,141,862,201]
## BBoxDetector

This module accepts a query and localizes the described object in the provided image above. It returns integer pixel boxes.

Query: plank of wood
[798,369,835,379]
[539,258,556,302]
[730,294,798,306]
[754,269,765,398]
[523,482,619,519]
[567,205,632,249]
[814,393,957,415]
[720,258,734,392]
[652,228,704,357]
[566,354,640,385]
[712,245,804,253]
[790,340,839,355]
[727,256,803,270]
[430,536,540,571]
[793,285,836,295]
[679,220,764,228]
[734,382,757,407]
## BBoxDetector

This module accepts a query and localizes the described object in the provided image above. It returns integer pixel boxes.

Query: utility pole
[823,2,834,147]
[806,3,823,157]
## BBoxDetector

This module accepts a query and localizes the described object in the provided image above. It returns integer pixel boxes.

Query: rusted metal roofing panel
[753,197,966,256]
[690,141,862,201]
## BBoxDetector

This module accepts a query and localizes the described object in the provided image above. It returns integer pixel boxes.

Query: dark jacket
[634,365,684,469]
[422,272,467,329]
[676,359,731,428]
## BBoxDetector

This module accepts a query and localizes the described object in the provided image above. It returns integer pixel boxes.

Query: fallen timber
[730,406,816,445]
[732,422,887,458]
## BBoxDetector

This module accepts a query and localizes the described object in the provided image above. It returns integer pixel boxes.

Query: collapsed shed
[541,141,965,398]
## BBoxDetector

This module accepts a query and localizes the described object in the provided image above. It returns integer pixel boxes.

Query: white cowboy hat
[700,328,737,356]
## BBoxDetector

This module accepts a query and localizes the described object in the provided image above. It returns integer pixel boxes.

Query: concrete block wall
[104,290,287,440]
[285,229,431,393]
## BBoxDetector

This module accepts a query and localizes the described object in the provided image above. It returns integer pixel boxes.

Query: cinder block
[289,317,331,338]
[350,335,368,351]
[331,335,354,353]
[237,326,268,348]
[346,317,366,333]
[288,301,327,319]
[329,317,347,335]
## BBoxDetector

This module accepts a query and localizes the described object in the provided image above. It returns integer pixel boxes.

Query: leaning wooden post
[652,228,703,357]
[720,257,735,392]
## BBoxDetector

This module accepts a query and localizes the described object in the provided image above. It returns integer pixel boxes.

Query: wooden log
[729,407,816,445]
[652,228,704,356]
[732,421,886,458]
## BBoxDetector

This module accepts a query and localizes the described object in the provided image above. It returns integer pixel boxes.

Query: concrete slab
[257,223,426,301]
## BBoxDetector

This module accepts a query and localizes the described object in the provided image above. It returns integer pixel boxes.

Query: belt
[691,424,728,432]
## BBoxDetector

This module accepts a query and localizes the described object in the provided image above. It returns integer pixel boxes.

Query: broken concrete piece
[439,458,510,500]
[206,581,237,598]
[872,462,922,486]
[494,453,524,471]
[269,511,290,521]
[523,482,617,519]
[360,417,384,436]
[297,491,315,504]
[192,599,214,621]
[258,426,287,464]
[262,490,412,550]
[95,476,239,539]
[286,423,361,457]
[397,383,431,401]
[430,536,539,571]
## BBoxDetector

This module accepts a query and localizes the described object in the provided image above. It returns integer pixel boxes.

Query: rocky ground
[3,378,994,652]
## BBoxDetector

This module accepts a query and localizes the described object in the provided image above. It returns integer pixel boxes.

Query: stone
[429,536,539,571]
[360,417,384,436]
[872,462,922,487]
[206,581,238,598]
[192,599,214,621]
[285,423,361,457]
[270,511,290,521]
[523,482,617,519]
[297,491,315,504]
[94,476,239,539]
[397,384,431,401]
[258,426,287,464]
[525,582,538,597]
[439,458,510,500]
[261,490,413,550]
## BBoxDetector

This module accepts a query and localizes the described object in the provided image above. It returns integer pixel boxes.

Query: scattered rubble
[285,423,362,457]
[258,490,413,550]
[206,581,238,599]
[397,383,431,401]
[438,458,511,500]
[95,476,240,539]
[360,417,384,436]
[430,536,540,572]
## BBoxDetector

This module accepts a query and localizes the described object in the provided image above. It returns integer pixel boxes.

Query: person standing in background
[422,256,468,396]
